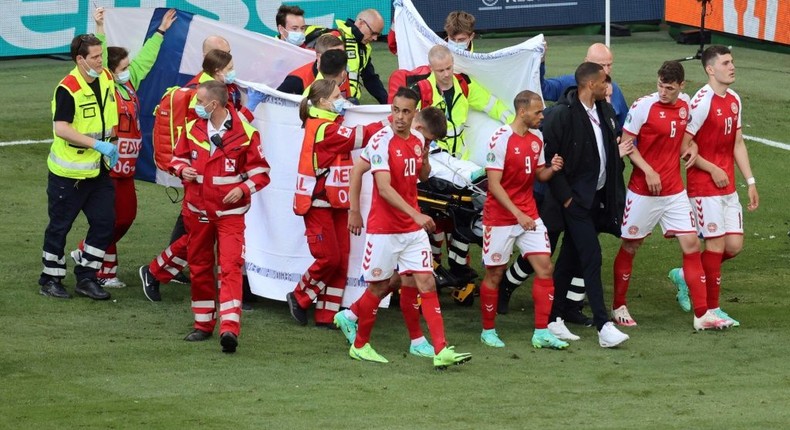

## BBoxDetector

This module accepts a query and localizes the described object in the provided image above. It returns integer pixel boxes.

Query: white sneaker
[548,317,580,341]
[98,277,127,288]
[598,322,630,348]
[611,305,637,326]
[693,310,733,331]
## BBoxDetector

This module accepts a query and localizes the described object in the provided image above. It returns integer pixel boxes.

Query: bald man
[540,43,627,132]
[202,35,231,55]
[304,9,388,104]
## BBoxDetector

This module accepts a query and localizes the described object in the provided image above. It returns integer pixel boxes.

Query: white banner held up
[242,82,391,307]
[393,0,545,166]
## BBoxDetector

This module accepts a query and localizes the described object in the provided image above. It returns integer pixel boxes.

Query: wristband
[746,177,756,186]
[156,29,166,35]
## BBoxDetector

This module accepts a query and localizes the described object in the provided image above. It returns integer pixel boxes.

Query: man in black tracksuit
[542,62,629,348]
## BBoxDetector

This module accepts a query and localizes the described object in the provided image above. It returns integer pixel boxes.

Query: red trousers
[293,207,350,324]
[149,233,188,284]
[184,212,245,336]
[79,177,137,279]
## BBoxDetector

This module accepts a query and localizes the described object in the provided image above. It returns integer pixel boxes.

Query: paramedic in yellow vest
[306,9,388,104]
[39,33,119,301]
[412,44,514,283]
[286,79,387,327]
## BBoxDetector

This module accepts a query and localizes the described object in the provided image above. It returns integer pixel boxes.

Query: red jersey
[685,84,742,197]
[483,125,545,226]
[361,126,425,234]
[623,92,690,196]
[111,81,143,179]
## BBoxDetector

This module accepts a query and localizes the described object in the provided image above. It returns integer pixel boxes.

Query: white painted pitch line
[0,139,52,147]
[743,135,790,151]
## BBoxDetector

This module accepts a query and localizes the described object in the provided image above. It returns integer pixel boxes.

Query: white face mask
[447,39,468,51]
[115,70,131,84]
[81,59,101,78]
[286,30,306,46]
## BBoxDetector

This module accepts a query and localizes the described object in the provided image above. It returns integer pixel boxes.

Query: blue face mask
[286,30,306,46]
[223,69,237,84]
[447,39,468,51]
[82,59,101,79]
[195,103,212,119]
[115,70,131,84]
[332,97,349,115]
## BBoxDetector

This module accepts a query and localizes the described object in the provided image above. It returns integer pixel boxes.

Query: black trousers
[551,193,609,330]
[41,171,115,284]
[170,213,186,245]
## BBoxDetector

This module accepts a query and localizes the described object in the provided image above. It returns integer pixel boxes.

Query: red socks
[480,281,498,330]
[701,250,723,310]
[683,251,708,318]
[612,246,635,309]
[420,291,446,354]
[532,276,554,329]
[399,286,424,340]
[353,289,382,348]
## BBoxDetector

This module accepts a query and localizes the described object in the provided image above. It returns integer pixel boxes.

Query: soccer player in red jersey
[478,90,569,350]
[342,87,471,369]
[611,61,731,330]
[668,46,759,328]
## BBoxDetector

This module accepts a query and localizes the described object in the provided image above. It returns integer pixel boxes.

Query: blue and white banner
[105,7,314,184]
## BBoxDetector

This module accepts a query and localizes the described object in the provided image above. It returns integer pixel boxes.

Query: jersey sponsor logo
[513,146,521,155]
[337,126,352,138]
[679,107,687,119]
[716,108,722,116]
[191,150,198,160]
[395,149,402,157]
[531,141,540,153]
[371,154,383,165]
[730,102,738,114]
[659,111,666,119]
[486,152,496,163]
[413,144,422,157]
[225,158,236,172]
[707,222,718,233]
[628,225,639,236]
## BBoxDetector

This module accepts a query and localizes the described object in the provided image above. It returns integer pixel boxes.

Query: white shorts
[690,192,743,238]
[361,230,433,281]
[620,190,697,240]
[482,220,551,267]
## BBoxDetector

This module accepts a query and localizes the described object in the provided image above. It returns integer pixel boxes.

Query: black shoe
[286,292,308,326]
[562,307,594,327]
[74,278,111,300]
[316,322,338,330]
[171,271,190,284]
[449,264,478,283]
[184,329,212,341]
[39,279,70,299]
[497,287,512,315]
[220,332,238,353]
[434,265,460,289]
[242,302,254,312]
[139,265,161,302]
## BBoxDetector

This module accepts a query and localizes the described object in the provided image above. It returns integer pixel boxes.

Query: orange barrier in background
[665,0,790,46]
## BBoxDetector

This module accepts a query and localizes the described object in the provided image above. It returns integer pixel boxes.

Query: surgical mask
[115,70,130,84]
[447,39,468,51]
[223,69,237,84]
[286,31,306,46]
[195,103,212,119]
[82,59,101,79]
[332,97,349,115]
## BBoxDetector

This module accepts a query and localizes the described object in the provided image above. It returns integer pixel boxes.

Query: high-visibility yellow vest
[48,66,118,179]
[305,20,371,101]
[415,72,514,160]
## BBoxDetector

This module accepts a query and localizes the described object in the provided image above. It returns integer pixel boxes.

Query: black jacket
[542,87,625,237]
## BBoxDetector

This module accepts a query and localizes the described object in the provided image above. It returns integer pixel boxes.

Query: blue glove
[347,97,360,106]
[94,140,119,168]
[246,89,265,112]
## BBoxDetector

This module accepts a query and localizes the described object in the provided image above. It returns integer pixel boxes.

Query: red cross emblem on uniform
[225,158,236,172]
